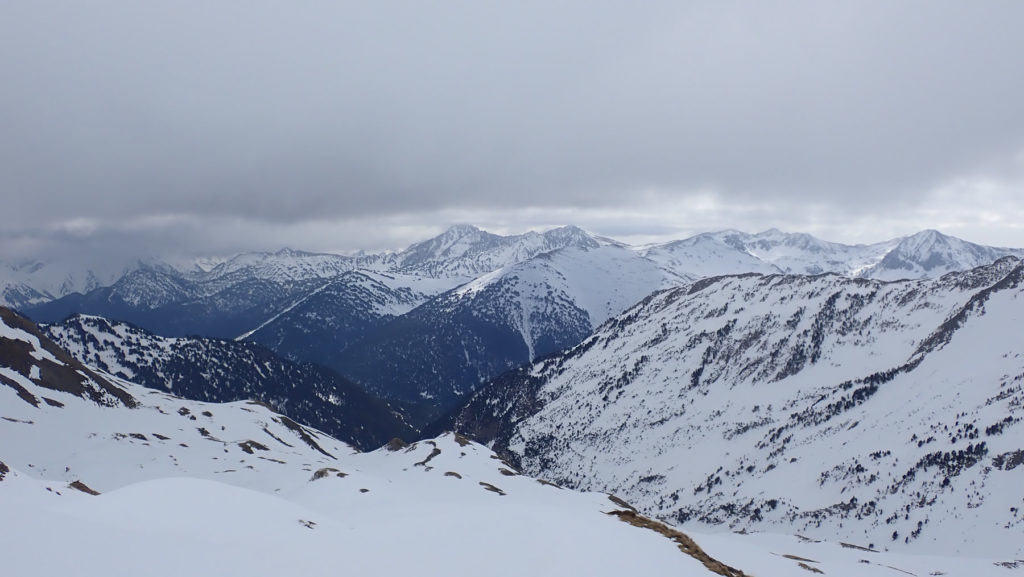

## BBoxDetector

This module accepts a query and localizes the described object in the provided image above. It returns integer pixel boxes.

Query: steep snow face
[41,314,414,450]
[196,248,361,286]
[642,231,783,279]
[454,258,1024,558]
[389,224,602,279]
[861,230,1024,281]
[744,229,898,276]
[0,260,127,308]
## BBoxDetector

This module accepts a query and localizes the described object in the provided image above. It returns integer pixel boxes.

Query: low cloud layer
[2,1,1023,264]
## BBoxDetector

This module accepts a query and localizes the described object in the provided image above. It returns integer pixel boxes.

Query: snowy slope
[3,304,1019,576]
[642,231,783,279]
[385,224,603,279]
[451,257,1024,558]
[743,229,898,276]
[861,229,1024,281]
[0,307,742,577]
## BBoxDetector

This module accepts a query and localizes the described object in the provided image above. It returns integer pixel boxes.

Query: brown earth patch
[68,480,100,495]
[238,440,270,454]
[607,509,750,577]
[273,416,334,458]
[608,494,637,511]
[479,482,506,496]
[414,442,441,467]
[444,471,462,479]
[310,467,348,481]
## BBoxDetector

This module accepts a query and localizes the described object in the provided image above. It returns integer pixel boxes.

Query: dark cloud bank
[2,1,1023,262]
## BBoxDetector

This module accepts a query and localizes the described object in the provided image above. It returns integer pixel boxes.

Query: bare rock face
[1,306,136,408]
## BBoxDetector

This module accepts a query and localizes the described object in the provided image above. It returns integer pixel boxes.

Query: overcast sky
[3,1,1024,266]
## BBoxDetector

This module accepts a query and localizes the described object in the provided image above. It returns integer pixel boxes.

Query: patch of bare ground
[782,554,819,563]
[414,442,441,467]
[310,467,348,481]
[262,427,293,448]
[606,510,750,577]
[386,437,409,451]
[536,479,562,489]
[879,564,917,576]
[452,433,471,447]
[68,480,100,495]
[152,433,170,441]
[489,454,516,468]
[298,519,316,529]
[359,488,369,493]
[798,561,825,574]
[840,542,876,552]
[607,494,636,512]
[0,460,8,481]
[238,440,270,454]
[444,471,462,479]
[994,560,1024,569]
[498,467,518,476]
[274,416,334,458]
[479,482,506,496]
[246,399,276,411]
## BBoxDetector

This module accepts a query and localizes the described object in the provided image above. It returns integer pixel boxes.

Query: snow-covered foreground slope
[451,257,1024,559]
[2,307,1019,576]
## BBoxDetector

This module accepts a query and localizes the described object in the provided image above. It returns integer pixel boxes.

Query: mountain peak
[442,224,483,237]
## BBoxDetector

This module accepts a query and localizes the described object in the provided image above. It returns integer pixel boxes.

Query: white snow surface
[485,257,1024,559]
[2,309,1019,576]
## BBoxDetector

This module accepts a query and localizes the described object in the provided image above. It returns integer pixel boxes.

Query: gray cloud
[2,1,1023,261]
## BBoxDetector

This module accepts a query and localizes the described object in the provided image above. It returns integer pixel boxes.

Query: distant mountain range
[6,226,1023,423]
[3,226,1024,568]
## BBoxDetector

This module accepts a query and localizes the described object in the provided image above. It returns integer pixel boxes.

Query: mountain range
[7,226,1023,419]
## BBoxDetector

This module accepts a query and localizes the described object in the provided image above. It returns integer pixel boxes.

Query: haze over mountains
[4,226,1023,423]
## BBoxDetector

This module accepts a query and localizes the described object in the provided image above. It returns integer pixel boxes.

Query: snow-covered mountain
[860,229,1024,281]
[0,259,131,309]
[447,257,1024,558]
[742,229,899,276]
[383,224,604,278]
[4,286,1021,575]
[642,230,785,279]
[337,244,674,422]
[41,314,414,450]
